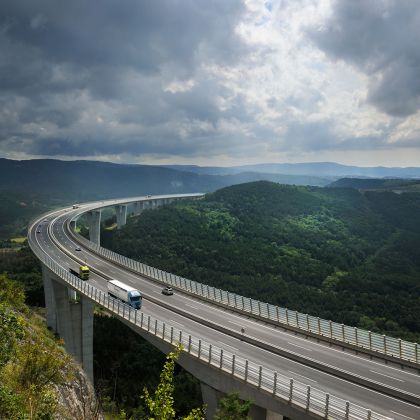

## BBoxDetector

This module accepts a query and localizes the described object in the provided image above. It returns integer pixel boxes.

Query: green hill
[102,181,420,342]
[328,177,420,192]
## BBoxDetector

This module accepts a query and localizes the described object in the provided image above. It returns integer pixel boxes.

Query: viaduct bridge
[28,194,420,420]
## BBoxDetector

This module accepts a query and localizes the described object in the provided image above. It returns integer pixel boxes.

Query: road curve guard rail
[28,226,389,420]
[68,214,419,369]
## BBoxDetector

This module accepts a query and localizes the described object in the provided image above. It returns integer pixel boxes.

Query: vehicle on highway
[69,265,90,280]
[162,286,174,296]
[36,230,41,234]
[72,204,79,209]
[75,247,81,251]
[108,279,142,309]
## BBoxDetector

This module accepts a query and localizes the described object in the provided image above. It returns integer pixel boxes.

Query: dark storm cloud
[1,0,246,74]
[0,0,250,158]
[309,0,420,117]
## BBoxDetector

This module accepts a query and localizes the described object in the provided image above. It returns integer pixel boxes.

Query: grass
[10,237,27,244]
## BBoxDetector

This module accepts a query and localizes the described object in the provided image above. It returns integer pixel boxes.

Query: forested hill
[102,181,420,342]
[328,177,420,192]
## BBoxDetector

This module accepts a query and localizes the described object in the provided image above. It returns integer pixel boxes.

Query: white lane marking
[287,342,312,352]
[181,294,218,308]
[217,341,238,352]
[169,320,185,329]
[288,370,317,383]
[252,344,420,409]
[185,303,200,310]
[370,370,405,382]
[390,411,415,419]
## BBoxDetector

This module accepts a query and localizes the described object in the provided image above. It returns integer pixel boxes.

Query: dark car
[162,286,174,296]
[75,247,82,251]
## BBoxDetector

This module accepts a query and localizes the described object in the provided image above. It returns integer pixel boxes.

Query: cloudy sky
[1,0,420,166]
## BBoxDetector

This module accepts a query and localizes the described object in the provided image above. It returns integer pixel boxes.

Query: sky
[1,0,420,167]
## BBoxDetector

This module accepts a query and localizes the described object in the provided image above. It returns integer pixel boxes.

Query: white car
[162,286,174,296]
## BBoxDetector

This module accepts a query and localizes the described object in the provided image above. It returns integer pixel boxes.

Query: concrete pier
[115,204,127,228]
[200,382,283,420]
[133,201,144,216]
[200,382,224,420]
[42,266,94,383]
[86,209,101,245]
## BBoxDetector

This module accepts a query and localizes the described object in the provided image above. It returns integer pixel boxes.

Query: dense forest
[102,181,420,343]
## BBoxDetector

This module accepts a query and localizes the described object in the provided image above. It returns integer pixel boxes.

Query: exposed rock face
[54,363,103,420]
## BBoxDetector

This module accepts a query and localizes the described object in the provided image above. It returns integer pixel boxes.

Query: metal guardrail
[28,230,390,420]
[70,221,419,367]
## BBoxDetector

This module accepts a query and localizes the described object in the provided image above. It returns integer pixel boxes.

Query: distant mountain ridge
[0,158,330,201]
[329,178,420,192]
[2,158,419,204]
[163,162,420,178]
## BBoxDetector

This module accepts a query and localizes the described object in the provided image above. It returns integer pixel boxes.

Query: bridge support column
[115,205,127,228]
[266,410,283,420]
[42,265,94,383]
[70,219,77,231]
[200,381,283,420]
[133,201,143,216]
[87,210,101,245]
[42,265,57,330]
[200,382,224,420]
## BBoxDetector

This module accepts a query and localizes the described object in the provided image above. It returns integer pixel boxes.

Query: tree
[0,303,25,366]
[214,392,251,420]
[142,345,205,420]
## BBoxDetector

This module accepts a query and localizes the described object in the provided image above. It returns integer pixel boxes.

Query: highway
[29,197,420,420]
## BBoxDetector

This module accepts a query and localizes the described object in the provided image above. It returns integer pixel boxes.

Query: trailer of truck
[69,265,90,280]
[107,279,142,309]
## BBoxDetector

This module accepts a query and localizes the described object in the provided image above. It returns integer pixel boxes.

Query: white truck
[107,280,142,309]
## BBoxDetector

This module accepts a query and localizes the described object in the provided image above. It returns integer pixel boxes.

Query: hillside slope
[0,275,101,419]
[102,181,420,342]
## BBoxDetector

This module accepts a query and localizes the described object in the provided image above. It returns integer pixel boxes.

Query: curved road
[29,197,420,420]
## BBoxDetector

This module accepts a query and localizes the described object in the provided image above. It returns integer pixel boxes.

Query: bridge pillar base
[87,209,101,245]
[42,265,94,384]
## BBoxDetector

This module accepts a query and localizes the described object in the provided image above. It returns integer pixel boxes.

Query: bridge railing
[70,225,419,367]
[29,233,389,420]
